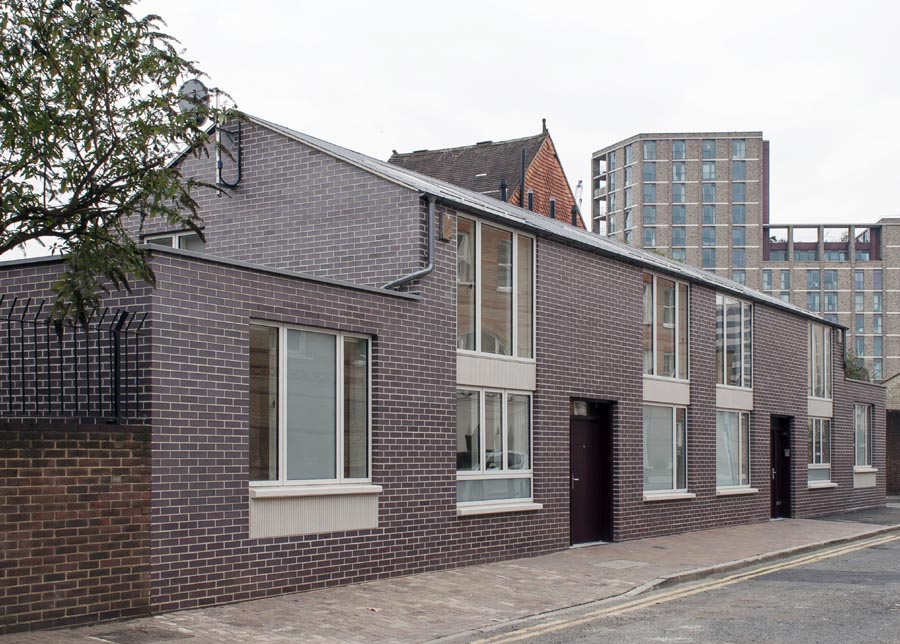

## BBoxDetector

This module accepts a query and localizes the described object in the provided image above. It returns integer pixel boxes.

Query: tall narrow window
[855,404,873,467]
[808,323,832,399]
[716,295,753,388]
[808,418,832,483]
[249,325,279,481]
[716,410,751,489]
[458,217,534,359]
[643,273,689,380]
[643,405,687,493]
[457,218,476,351]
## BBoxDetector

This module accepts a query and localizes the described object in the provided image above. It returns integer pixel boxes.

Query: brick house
[0,115,886,633]
[388,121,583,227]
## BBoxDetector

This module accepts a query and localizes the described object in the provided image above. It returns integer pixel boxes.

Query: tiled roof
[246,115,843,329]
[387,133,547,200]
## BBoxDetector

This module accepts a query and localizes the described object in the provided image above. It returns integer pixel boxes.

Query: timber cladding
[0,424,151,634]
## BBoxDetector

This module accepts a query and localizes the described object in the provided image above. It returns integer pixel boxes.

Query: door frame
[569,399,614,545]
[770,415,792,519]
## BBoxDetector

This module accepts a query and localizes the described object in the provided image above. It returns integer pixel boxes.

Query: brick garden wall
[0,424,151,634]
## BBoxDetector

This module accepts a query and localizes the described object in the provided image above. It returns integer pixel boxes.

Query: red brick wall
[887,410,900,495]
[0,424,151,634]
[509,137,582,227]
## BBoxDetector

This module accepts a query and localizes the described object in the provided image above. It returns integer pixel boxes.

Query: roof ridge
[389,132,548,158]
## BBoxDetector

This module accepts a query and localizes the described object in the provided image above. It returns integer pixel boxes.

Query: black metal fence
[1,295,147,421]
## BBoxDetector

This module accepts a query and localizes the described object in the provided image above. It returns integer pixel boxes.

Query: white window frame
[808,417,832,484]
[854,403,873,467]
[249,321,373,489]
[808,323,833,400]
[457,217,536,362]
[716,294,753,389]
[643,273,690,382]
[716,410,752,492]
[145,230,204,249]
[456,387,535,508]
[643,404,690,498]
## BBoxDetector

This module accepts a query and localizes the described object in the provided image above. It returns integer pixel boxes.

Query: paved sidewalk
[4,510,900,644]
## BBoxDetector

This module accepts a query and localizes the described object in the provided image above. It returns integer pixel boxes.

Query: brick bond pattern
[138,120,424,288]
[0,123,887,624]
[0,424,151,634]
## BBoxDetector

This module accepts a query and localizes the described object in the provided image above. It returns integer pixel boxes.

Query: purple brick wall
[139,120,424,287]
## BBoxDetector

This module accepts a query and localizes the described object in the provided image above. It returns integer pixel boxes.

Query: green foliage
[845,350,870,382]
[0,0,235,322]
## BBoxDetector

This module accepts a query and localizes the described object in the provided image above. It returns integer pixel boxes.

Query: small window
[672,162,686,181]
[702,226,717,246]
[855,336,865,357]
[855,404,873,467]
[672,249,686,263]
[732,161,746,180]
[703,205,716,225]
[874,293,882,312]
[625,187,634,208]
[732,227,746,247]
[732,270,746,285]
[806,292,820,312]
[643,205,657,225]
[779,271,791,290]
[854,293,864,312]
[873,359,883,381]
[732,139,746,159]
[732,204,746,225]
[823,270,838,290]
[624,144,633,165]
[808,418,831,483]
[856,314,865,334]
[702,183,716,203]
[643,184,657,203]
[672,140,686,160]
[672,205,686,225]
[854,270,865,290]
[643,140,657,160]
[672,227,686,247]
[624,210,633,229]
[643,161,657,182]
[702,139,716,159]
[762,270,773,292]
[643,227,657,248]
[824,292,838,313]
[672,183,686,203]
[702,248,717,269]
[873,336,883,356]
[873,270,883,290]
[732,249,746,269]
[732,183,747,203]
[625,166,633,186]
[807,270,820,290]
[702,162,716,181]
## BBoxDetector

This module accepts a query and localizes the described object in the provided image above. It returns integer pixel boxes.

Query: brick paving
[3,515,898,644]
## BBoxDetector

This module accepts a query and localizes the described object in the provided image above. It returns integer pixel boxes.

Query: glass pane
[178,233,206,251]
[726,300,742,386]
[742,304,752,388]
[456,390,480,471]
[481,225,513,355]
[678,283,689,380]
[507,394,530,470]
[716,410,740,487]
[808,419,815,463]
[815,326,826,398]
[675,408,686,490]
[457,477,530,503]
[285,330,336,480]
[741,413,750,486]
[343,337,368,479]
[808,466,831,483]
[821,420,831,464]
[249,325,278,481]
[657,278,676,377]
[644,405,674,491]
[517,236,534,359]
[643,274,654,375]
[484,392,504,470]
[457,218,476,351]
[716,295,725,385]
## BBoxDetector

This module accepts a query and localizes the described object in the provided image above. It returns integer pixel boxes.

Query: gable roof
[388,133,547,200]
[246,115,843,330]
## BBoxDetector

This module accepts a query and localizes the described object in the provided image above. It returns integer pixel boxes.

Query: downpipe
[382,195,436,290]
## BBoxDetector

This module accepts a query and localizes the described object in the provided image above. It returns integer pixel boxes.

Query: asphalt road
[468,534,900,644]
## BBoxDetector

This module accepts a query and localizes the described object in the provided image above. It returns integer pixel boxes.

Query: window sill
[250,484,383,499]
[643,491,696,502]
[807,481,838,490]
[716,486,759,497]
[456,501,543,517]
[854,466,878,474]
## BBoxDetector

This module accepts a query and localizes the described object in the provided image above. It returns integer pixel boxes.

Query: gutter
[382,195,436,290]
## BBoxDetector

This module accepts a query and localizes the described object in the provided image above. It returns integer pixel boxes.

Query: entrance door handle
[571,476,579,491]
[772,468,776,481]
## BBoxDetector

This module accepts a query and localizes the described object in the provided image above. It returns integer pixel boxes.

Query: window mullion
[672,407,677,489]
[652,276,658,376]
[511,234,518,358]
[475,221,482,353]
[479,390,487,475]
[279,327,287,484]
[336,333,344,484]
[674,281,679,378]
[501,392,509,470]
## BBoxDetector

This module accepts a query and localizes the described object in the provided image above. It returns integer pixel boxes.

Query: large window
[855,404,873,468]
[249,324,371,485]
[457,217,534,359]
[716,410,750,489]
[456,389,532,504]
[716,294,752,388]
[642,273,689,380]
[808,418,831,483]
[808,323,832,399]
[643,405,687,493]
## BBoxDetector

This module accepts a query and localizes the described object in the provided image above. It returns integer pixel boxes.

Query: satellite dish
[178,79,210,124]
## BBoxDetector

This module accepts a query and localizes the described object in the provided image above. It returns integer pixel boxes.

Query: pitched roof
[387,133,548,200]
[245,115,843,329]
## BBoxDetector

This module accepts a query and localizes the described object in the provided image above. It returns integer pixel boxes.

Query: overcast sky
[139,0,897,225]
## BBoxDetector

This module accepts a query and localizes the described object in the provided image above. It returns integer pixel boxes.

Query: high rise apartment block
[591,132,899,382]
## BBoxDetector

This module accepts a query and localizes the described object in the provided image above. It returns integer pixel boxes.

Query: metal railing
[1,295,147,421]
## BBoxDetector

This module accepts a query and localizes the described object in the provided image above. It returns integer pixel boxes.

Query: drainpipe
[382,195,436,290]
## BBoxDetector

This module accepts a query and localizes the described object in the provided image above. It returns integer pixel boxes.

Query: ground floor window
[808,417,831,483]
[716,410,750,489]
[643,405,687,493]
[249,323,371,486]
[855,404,873,467]
[457,388,532,504]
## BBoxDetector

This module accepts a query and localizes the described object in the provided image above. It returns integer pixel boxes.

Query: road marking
[469,534,899,644]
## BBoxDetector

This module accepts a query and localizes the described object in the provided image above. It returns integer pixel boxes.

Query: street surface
[468,534,900,644]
